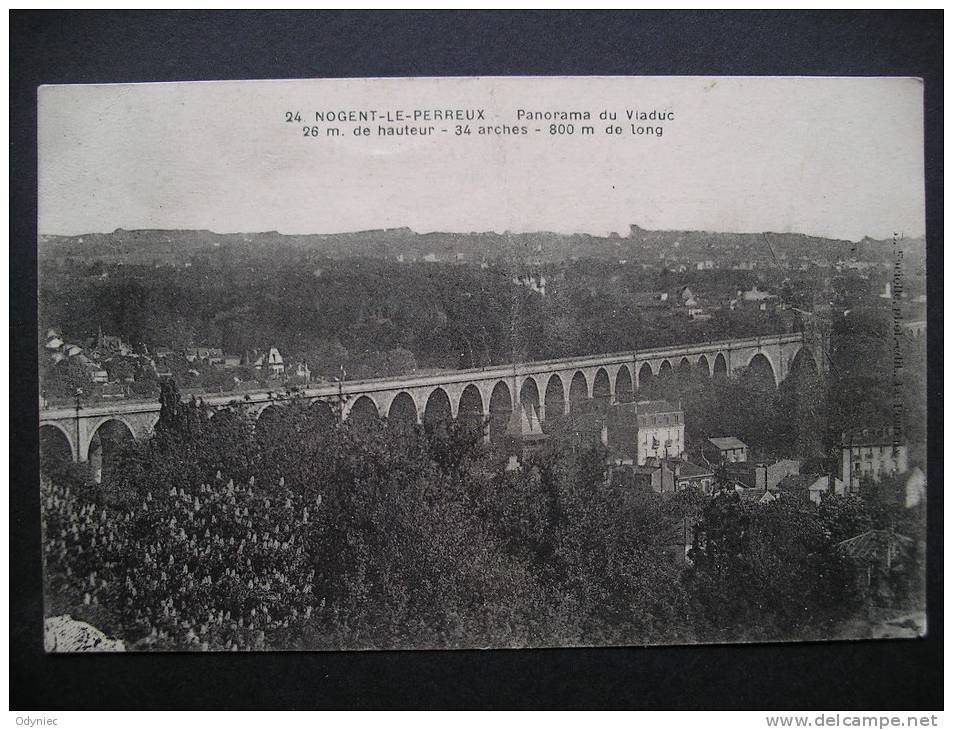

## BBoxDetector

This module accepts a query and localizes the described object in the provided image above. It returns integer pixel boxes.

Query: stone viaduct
[40,332,821,478]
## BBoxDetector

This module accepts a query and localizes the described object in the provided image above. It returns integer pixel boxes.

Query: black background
[10,10,943,710]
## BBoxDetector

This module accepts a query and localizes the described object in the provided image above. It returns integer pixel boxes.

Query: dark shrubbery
[41,382,919,650]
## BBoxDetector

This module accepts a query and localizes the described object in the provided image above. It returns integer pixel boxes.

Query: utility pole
[73,387,84,463]
[334,364,346,421]
[506,232,522,414]
[502,231,532,449]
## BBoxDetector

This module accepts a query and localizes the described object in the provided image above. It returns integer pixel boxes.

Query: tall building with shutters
[612,400,685,465]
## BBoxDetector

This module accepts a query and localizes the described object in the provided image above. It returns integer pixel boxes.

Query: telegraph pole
[73,387,83,463]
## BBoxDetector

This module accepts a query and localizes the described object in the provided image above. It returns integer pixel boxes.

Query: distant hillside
[38,225,925,266]
[626,225,924,266]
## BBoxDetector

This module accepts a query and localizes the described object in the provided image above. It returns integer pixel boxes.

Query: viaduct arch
[40,333,817,470]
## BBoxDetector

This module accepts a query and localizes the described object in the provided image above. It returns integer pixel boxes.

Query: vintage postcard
[37,76,927,652]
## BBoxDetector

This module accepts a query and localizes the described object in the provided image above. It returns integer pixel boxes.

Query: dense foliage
[40,252,926,481]
[685,492,863,642]
[41,377,921,651]
[39,258,787,380]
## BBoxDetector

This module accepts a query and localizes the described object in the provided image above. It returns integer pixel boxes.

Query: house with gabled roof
[776,473,845,505]
[736,486,776,504]
[253,346,285,378]
[703,436,748,464]
[674,460,715,494]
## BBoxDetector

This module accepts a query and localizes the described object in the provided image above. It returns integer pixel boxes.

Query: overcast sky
[39,76,925,241]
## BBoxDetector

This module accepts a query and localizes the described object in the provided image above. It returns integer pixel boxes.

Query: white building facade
[635,400,685,465]
[839,428,908,492]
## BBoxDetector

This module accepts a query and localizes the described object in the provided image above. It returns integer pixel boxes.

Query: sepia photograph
[35,75,928,654]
